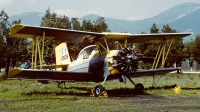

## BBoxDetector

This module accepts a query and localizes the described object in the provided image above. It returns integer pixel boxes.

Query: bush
[0,74,7,81]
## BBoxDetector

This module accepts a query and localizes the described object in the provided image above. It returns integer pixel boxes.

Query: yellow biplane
[8,24,191,97]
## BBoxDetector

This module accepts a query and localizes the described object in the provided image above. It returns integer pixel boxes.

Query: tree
[0,10,28,76]
[162,24,177,33]
[150,23,159,33]
[81,20,94,31]
[184,34,200,64]
[192,34,200,63]
[0,10,7,71]
[93,17,108,32]
[71,18,81,30]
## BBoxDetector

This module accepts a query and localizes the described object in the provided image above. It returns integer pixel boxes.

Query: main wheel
[94,85,105,97]
[135,83,144,94]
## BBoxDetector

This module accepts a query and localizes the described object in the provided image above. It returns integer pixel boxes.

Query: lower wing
[127,68,179,78]
[36,64,69,69]
[8,68,102,82]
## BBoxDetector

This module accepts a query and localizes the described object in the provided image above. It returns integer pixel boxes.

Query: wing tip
[8,68,23,78]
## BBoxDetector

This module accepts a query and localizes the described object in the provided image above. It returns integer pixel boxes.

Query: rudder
[55,43,71,70]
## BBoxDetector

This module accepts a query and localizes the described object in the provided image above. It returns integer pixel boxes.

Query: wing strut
[104,39,110,53]
[152,37,174,69]
[31,32,46,69]
[95,41,109,54]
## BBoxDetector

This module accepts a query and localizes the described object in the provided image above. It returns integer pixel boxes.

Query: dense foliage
[0,10,28,76]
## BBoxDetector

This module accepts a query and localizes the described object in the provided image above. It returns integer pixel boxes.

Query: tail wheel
[135,83,144,94]
[94,85,105,97]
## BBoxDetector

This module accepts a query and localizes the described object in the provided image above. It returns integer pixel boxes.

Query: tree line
[0,8,199,77]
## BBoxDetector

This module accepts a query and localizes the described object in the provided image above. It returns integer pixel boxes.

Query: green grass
[0,73,200,111]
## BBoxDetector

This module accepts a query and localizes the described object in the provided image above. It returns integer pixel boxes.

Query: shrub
[0,74,7,81]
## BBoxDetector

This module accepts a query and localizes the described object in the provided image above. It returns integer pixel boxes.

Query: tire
[135,83,144,94]
[94,85,105,97]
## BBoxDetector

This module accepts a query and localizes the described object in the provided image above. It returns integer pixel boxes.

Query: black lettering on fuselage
[61,55,68,61]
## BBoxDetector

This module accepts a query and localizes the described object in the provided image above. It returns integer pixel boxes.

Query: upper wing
[10,24,192,43]
[101,32,192,43]
[10,24,106,42]
[128,68,179,78]
[128,33,192,43]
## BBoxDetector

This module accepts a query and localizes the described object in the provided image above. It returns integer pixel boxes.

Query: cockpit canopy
[77,45,98,60]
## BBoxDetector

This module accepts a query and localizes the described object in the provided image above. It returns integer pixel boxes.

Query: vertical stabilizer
[55,43,71,70]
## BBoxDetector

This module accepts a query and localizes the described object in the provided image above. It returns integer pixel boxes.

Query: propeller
[113,45,139,74]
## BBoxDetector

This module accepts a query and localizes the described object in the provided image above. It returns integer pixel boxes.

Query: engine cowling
[113,47,139,74]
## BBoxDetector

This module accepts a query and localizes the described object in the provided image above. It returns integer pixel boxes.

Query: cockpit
[77,45,98,60]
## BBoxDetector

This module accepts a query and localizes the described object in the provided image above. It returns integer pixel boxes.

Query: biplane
[8,24,192,97]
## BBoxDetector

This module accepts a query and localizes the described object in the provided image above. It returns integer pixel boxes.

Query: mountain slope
[8,3,200,42]
[133,3,200,33]
[9,12,44,26]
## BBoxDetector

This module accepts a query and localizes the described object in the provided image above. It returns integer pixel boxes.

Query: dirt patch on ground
[108,94,200,111]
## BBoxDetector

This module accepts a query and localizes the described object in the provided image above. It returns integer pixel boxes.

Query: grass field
[0,72,200,112]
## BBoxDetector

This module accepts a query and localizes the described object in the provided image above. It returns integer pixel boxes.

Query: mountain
[80,14,136,33]
[9,12,44,26]
[8,3,200,42]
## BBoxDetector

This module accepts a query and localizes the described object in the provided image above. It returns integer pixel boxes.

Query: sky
[1,0,200,20]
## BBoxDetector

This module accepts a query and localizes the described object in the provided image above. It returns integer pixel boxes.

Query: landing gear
[90,84,108,97]
[135,83,144,94]
[112,44,144,94]
[94,85,105,97]
[126,75,144,94]
[90,76,108,97]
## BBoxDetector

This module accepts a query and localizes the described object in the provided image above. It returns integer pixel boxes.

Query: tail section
[55,43,71,70]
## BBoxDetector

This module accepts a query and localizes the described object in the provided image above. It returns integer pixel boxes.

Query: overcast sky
[1,0,200,20]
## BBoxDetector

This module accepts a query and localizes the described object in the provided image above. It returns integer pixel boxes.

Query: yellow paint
[107,50,117,58]
[93,51,100,57]
[36,64,69,69]
[8,69,23,77]
[10,25,54,40]
[107,50,120,75]
[55,43,71,71]
[98,91,108,98]
[101,32,131,41]
[10,24,25,36]
[41,32,45,63]
[109,68,120,75]
[173,86,182,94]
[90,88,108,98]
[34,36,38,69]
[96,41,109,54]
[31,39,35,69]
